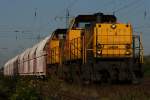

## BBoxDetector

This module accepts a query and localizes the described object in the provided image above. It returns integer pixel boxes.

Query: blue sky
[0,0,150,66]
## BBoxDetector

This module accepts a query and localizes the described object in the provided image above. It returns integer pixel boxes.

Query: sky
[0,0,150,67]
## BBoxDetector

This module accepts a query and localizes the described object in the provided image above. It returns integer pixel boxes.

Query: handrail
[69,37,81,59]
[140,33,144,63]
[49,46,60,63]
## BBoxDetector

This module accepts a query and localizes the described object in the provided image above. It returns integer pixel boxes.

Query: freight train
[3,13,144,83]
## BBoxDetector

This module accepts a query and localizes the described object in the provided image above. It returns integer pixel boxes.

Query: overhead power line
[54,0,79,28]
[113,0,142,14]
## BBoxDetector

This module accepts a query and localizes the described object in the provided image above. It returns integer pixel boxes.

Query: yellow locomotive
[3,12,144,84]
[61,13,144,83]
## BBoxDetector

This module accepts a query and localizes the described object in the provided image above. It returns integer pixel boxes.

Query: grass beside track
[0,56,150,100]
[1,75,150,100]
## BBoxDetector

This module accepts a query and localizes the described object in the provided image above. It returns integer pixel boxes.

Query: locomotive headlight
[97,50,102,55]
[125,50,131,55]
[111,24,116,29]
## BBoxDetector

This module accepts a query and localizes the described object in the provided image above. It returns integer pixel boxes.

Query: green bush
[10,78,41,100]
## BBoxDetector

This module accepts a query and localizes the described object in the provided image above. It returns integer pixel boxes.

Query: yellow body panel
[93,23,132,57]
[66,29,82,60]
[68,30,81,40]
[49,40,60,64]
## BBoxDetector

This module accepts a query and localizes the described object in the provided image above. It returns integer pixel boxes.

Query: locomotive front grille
[94,23,133,58]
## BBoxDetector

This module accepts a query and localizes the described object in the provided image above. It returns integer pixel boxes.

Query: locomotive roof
[54,29,67,35]
[75,13,117,23]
